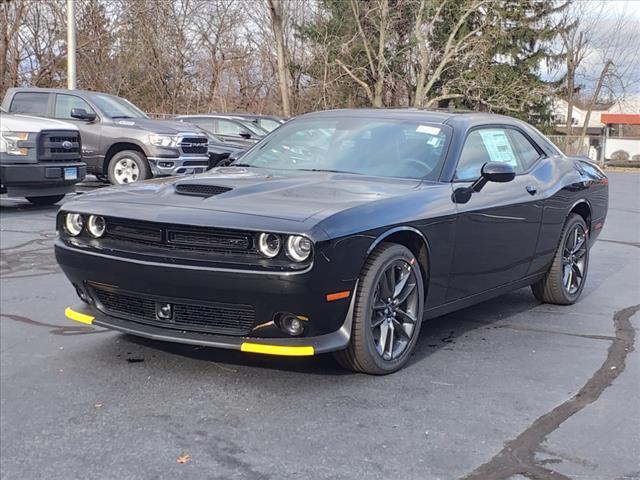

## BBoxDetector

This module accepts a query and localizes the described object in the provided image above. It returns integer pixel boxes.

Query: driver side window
[54,94,94,119]
[456,128,526,181]
[216,120,245,136]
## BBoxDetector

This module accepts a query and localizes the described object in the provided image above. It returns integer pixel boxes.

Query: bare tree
[267,0,291,116]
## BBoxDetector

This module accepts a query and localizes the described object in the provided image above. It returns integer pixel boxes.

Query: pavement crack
[462,304,639,480]
[497,324,616,342]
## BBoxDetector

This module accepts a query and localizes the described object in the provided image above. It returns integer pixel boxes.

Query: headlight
[1,131,29,155]
[149,134,178,147]
[87,215,106,238]
[64,213,84,236]
[286,235,312,262]
[257,233,282,258]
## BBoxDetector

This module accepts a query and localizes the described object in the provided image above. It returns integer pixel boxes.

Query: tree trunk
[267,0,291,117]
[579,60,613,154]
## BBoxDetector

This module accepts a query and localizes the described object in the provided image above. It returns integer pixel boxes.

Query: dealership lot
[1,173,638,479]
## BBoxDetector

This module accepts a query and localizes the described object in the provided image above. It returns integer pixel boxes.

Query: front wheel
[25,194,65,205]
[334,243,424,374]
[107,150,151,185]
[532,213,589,305]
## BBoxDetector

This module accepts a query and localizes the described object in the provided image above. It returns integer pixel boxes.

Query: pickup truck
[2,88,209,185]
[1,107,86,205]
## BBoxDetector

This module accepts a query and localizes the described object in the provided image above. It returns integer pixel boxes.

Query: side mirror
[239,131,251,139]
[70,108,96,121]
[480,161,516,183]
[452,162,515,204]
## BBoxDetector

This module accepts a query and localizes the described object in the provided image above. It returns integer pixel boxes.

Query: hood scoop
[175,184,232,197]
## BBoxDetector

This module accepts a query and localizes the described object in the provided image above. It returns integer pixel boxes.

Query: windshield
[89,94,148,119]
[238,116,451,180]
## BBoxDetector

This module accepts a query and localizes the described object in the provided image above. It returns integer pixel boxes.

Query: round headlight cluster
[64,213,84,236]
[63,213,106,238]
[257,233,312,262]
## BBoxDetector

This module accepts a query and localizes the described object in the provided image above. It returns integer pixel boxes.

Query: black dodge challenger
[57,109,609,374]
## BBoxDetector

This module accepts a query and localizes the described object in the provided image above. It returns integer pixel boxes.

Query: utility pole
[66,0,77,90]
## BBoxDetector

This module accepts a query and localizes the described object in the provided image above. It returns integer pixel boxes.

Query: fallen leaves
[177,454,191,464]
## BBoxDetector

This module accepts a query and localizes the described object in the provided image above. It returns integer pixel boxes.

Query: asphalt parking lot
[1,173,639,480]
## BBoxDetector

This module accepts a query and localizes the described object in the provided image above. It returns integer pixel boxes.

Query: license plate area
[64,167,77,180]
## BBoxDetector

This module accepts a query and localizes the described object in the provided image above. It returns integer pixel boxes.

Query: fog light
[159,162,175,168]
[73,284,90,304]
[276,313,305,336]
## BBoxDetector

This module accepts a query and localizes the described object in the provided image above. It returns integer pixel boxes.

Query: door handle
[526,184,538,195]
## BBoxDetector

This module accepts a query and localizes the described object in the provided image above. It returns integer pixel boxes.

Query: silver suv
[2,88,209,185]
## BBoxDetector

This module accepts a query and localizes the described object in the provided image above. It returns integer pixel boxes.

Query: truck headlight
[1,131,29,155]
[286,235,312,262]
[87,215,106,238]
[257,233,281,258]
[149,134,178,147]
[64,213,84,236]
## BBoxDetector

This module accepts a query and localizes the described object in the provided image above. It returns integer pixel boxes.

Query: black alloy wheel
[334,243,424,374]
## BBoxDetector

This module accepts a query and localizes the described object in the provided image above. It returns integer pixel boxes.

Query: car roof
[7,87,114,97]
[298,108,517,125]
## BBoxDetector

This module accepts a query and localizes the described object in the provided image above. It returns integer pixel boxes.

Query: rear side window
[55,94,95,119]
[184,117,215,134]
[10,92,50,115]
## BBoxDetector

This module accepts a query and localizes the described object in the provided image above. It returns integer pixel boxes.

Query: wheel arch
[569,199,592,231]
[366,226,430,299]
[103,142,147,174]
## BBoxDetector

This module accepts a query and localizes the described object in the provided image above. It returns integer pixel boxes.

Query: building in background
[551,96,640,162]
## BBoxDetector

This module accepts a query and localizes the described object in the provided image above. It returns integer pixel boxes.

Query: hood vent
[175,184,232,197]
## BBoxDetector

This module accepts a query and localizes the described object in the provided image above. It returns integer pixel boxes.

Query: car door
[53,93,102,171]
[446,126,544,301]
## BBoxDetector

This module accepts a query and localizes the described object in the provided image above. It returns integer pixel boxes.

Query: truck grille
[179,137,208,155]
[90,284,256,336]
[38,130,82,162]
[104,217,255,254]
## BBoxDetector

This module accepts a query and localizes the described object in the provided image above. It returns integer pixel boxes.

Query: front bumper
[65,300,352,355]
[0,161,86,197]
[147,156,209,176]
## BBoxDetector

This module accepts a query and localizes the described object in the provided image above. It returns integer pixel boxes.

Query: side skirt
[423,273,545,320]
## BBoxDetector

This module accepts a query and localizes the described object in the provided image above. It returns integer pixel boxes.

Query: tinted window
[507,130,541,170]
[456,128,529,181]
[55,94,94,119]
[216,120,245,136]
[239,117,451,180]
[10,92,49,115]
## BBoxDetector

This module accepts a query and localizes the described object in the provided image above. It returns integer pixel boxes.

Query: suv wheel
[25,194,65,205]
[108,151,151,185]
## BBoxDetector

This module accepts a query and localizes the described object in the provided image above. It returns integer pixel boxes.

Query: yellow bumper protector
[65,307,94,325]
[240,343,314,356]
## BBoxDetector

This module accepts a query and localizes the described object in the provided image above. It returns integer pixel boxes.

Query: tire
[532,213,589,305]
[107,150,151,185]
[25,194,65,205]
[334,243,425,374]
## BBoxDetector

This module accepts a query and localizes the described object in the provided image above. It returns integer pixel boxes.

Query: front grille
[175,184,232,197]
[179,137,208,155]
[38,130,82,162]
[104,217,255,254]
[91,284,255,336]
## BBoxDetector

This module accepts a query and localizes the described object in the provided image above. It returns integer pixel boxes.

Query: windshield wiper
[296,168,361,175]
[111,115,133,119]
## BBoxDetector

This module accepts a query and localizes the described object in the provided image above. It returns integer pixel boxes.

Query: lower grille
[91,285,255,336]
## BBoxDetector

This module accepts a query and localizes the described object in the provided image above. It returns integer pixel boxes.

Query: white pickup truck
[1,107,86,204]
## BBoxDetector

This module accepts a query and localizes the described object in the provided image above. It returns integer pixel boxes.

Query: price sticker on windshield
[416,125,441,136]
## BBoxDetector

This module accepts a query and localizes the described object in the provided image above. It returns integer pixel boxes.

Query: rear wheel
[532,213,589,305]
[334,243,424,374]
[107,150,151,185]
[25,194,65,205]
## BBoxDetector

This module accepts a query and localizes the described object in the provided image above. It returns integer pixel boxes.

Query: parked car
[2,88,209,185]
[1,107,86,205]
[228,114,284,132]
[176,114,268,148]
[58,109,608,374]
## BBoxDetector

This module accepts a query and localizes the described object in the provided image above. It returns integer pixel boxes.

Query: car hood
[69,167,423,224]
[2,114,79,132]
[111,117,206,135]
